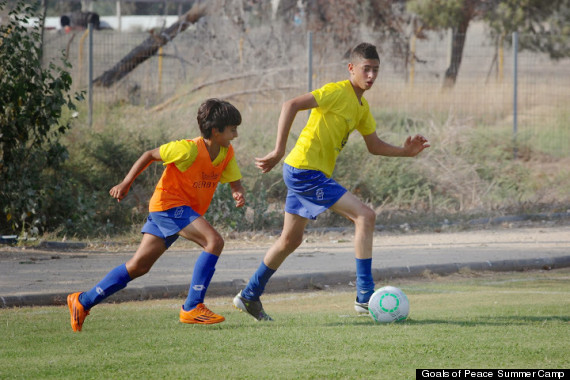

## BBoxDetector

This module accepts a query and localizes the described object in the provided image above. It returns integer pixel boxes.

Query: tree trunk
[93,3,206,88]
[442,0,476,89]
[39,0,47,65]
[442,20,469,88]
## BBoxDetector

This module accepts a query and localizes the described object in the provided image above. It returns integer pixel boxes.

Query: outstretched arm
[255,93,318,173]
[229,180,246,208]
[363,132,430,157]
[109,148,162,202]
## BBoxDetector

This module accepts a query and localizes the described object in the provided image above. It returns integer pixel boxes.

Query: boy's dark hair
[197,98,242,139]
[350,43,380,63]
[60,15,71,27]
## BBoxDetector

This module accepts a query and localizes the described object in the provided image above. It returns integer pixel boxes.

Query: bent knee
[126,261,152,279]
[280,234,304,252]
[364,207,376,223]
[357,207,376,229]
[205,233,225,255]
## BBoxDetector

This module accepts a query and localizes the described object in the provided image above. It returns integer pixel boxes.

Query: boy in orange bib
[67,99,245,331]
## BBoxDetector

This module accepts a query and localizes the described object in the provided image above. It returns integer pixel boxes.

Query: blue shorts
[283,163,347,220]
[141,206,201,248]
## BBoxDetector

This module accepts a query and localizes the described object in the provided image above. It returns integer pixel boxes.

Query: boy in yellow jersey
[234,43,430,321]
[67,99,245,331]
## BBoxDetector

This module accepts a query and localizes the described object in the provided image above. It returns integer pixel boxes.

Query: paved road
[1,225,569,307]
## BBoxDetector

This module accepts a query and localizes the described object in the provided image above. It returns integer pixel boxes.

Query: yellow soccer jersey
[159,139,242,183]
[284,80,376,177]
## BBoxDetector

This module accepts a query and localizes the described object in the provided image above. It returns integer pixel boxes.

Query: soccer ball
[368,286,409,323]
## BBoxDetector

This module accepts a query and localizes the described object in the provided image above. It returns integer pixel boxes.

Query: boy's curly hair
[350,43,380,63]
[197,98,242,138]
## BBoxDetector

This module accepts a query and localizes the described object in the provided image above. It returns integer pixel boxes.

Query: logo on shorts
[316,188,324,200]
[174,207,184,218]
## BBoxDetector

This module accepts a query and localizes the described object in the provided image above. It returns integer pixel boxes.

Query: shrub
[0,0,82,235]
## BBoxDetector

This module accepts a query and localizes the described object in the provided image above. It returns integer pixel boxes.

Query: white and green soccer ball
[368,286,409,323]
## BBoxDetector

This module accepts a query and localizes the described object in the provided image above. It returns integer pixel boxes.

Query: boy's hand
[109,182,131,202]
[255,150,284,173]
[233,191,245,208]
[403,134,430,157]
[230,180,246,208]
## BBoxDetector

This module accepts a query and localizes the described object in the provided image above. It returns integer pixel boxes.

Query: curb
[2,255,569,308]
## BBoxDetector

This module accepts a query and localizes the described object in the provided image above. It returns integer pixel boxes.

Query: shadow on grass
[328,315,570,327]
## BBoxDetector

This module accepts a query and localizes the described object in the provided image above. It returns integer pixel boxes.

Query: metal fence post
[512,31,518,159]
[88,21,93,127]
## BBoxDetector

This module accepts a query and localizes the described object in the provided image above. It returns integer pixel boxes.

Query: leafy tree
[407,0,570,88]
[274,0,413,60]
[362,0,422,71]
[484,0,570,59]
[305,0,361,45]
[407,0,486,88]
[0,0,81,235]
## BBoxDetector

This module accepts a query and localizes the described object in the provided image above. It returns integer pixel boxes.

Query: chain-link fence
[42,20,570,157]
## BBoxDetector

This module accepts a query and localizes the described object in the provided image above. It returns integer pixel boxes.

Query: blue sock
[356,258,375,303]
[183,251,219,311]
[242,262,276,301]
[79,263,132,310]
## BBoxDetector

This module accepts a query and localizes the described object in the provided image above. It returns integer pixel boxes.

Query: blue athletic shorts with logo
[141,205,201,248]
[283,163,347,220]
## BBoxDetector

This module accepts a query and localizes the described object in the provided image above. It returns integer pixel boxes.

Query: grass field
[1,268,568,379]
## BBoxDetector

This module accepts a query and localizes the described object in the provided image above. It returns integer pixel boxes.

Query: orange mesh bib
[148,137,234,215]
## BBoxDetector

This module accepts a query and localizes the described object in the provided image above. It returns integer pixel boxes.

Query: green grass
[531,109,570,158]
[1,269,569,379]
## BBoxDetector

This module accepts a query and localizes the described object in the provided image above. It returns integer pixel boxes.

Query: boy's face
[212,125,238,147]
[348,58,380,92]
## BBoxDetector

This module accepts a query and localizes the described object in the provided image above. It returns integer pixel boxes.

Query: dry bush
[414,116,490,212]
[41,10,568,235]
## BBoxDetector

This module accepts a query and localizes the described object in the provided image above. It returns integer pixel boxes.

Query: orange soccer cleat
[67,292,90,332]
[179,303,225,325]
